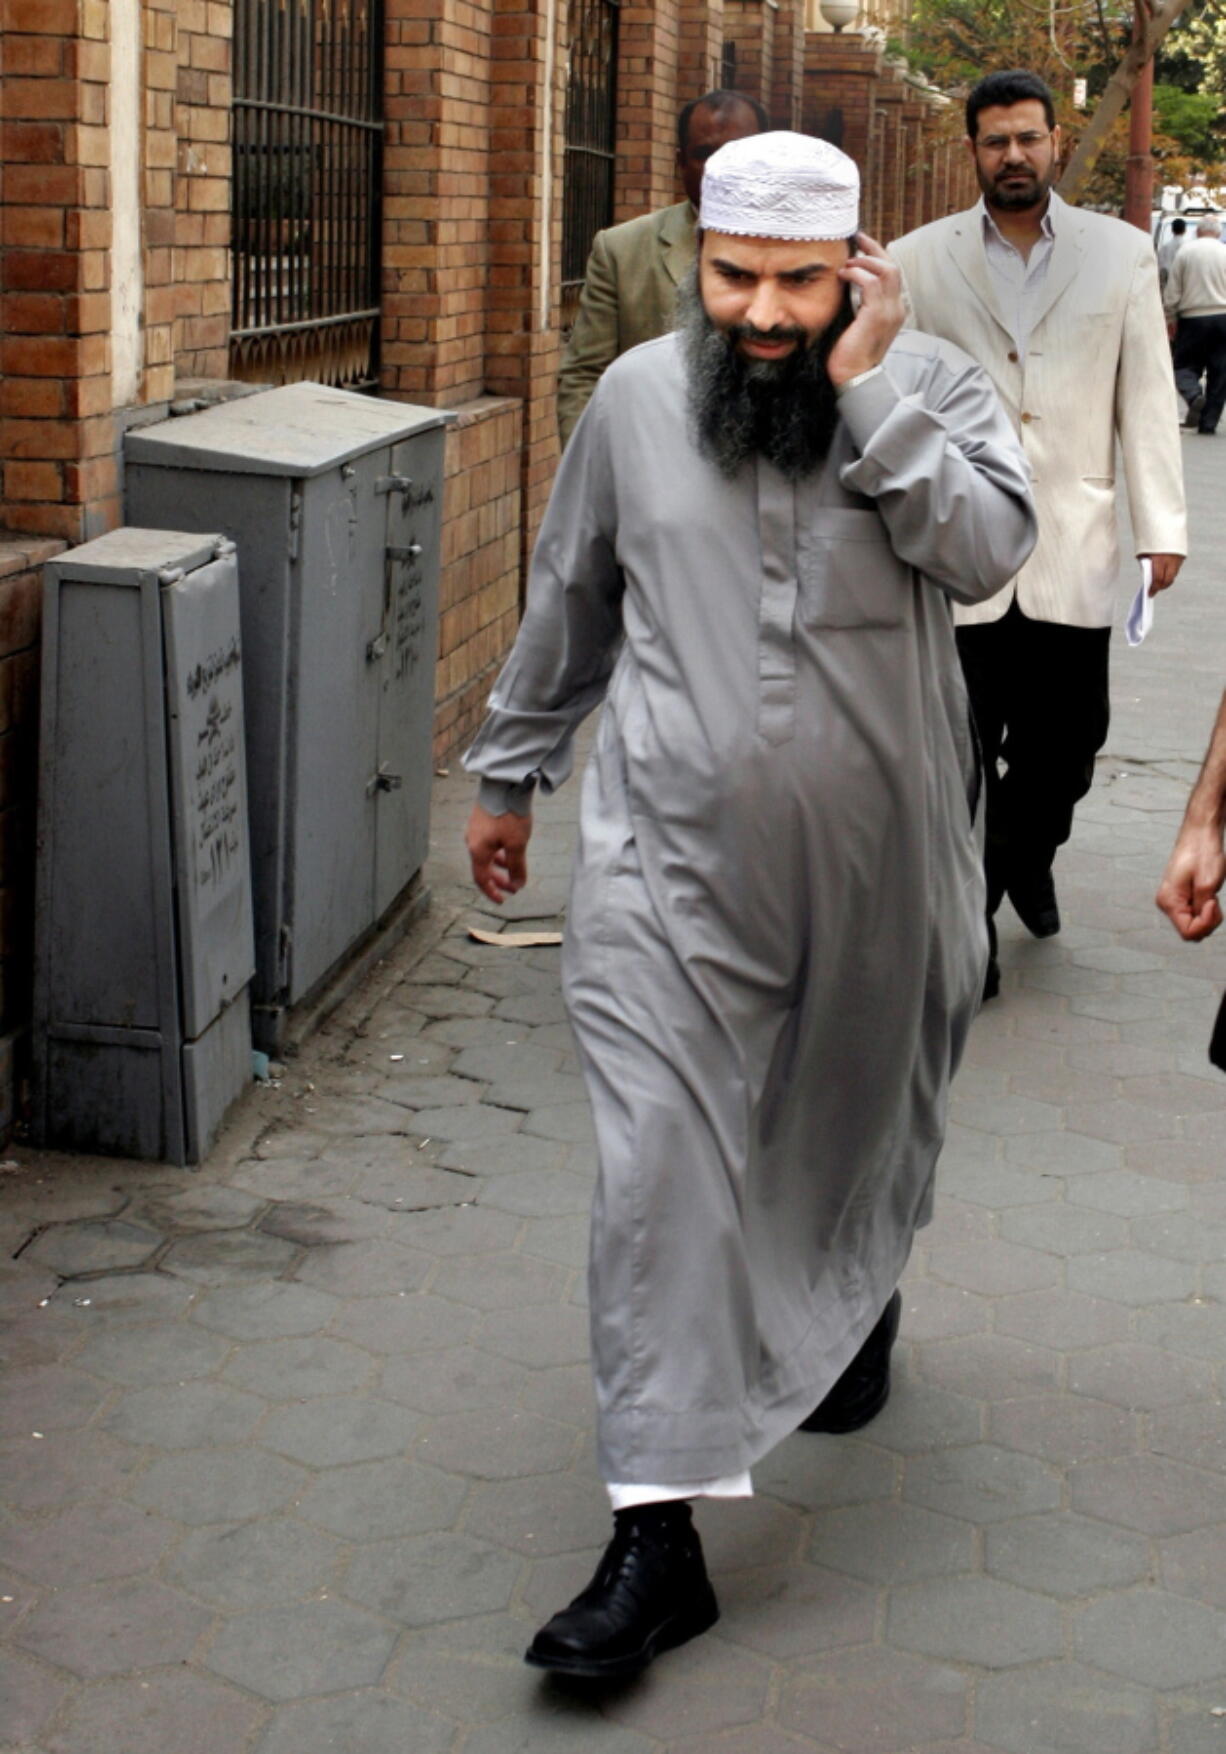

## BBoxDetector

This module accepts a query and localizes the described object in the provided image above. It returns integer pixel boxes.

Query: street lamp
[819,1,861,31]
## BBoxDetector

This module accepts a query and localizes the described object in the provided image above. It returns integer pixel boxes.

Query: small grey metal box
[125,382,450,1051]
[33,528,255,1164]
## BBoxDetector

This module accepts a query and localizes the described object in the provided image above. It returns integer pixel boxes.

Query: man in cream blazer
[890,69,1186,999]
[556,90,765,449]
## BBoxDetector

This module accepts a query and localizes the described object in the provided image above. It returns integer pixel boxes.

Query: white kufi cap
[699,130,860,242]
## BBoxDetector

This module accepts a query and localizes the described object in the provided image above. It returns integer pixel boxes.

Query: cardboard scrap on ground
[468,926,563,948]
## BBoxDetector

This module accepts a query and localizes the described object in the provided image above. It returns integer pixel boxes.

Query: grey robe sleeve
[463,390,623,816]
[837,345,1038,605]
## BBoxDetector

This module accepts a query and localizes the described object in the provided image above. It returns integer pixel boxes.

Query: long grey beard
[676,267,853,481]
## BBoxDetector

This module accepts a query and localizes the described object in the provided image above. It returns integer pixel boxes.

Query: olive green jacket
[557,200,696,449]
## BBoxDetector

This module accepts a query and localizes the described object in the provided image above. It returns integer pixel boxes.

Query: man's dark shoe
[800,1290,902,1434]
[982,955,1001,1002]
[1184,392,1205,428]
[525,1503,719,1679]
[1007,868,1060,938]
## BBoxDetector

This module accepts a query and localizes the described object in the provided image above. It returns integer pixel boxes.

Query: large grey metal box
[33,528,255,1164]
[125,382,449,1051]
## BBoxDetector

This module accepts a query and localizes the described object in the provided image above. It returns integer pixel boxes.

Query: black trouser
[1173,312,1226,434]
[957,600,1111,918]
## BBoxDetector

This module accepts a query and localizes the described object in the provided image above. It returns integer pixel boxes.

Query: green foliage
[1152,82,1224,161]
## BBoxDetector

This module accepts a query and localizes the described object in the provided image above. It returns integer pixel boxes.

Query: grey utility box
[33,528,255,1164]
[126,382,449,1052]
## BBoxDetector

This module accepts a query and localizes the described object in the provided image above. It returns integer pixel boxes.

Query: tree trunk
[1060,0,1198,203]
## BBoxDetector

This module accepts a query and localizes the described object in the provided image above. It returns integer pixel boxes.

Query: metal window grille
[720,39,737,91]
[562,0,620,330]
[231,0,384,390]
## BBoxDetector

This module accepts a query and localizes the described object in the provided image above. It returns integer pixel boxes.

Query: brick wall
[1,0,116,545]
[615,0,683,219]
[723,0,774,112]
[169,0,232,380]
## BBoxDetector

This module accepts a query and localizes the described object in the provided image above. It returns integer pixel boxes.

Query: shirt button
[1021,411,1033,423]
[1008,350,1019,363]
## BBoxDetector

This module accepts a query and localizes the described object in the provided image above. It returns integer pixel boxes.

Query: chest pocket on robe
[797,506,911,630]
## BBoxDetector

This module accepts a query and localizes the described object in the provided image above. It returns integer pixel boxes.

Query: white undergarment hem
[607,1471,754,1510]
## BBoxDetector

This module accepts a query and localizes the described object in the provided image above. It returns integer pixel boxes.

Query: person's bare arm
[1157,689,1226,940]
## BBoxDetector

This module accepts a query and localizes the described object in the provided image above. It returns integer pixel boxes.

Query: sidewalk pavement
[3,430,1226,1754]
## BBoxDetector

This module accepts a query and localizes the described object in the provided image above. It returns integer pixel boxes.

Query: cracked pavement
[2,432,1226,1753]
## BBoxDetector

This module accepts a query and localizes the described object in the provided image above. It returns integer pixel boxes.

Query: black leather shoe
[982,955,1001,1003]
[1007,868,1060,938]
[525,1505,719,1679]
[800,1290,902,1434]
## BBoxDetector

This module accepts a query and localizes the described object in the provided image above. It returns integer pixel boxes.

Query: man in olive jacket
[556,89,765,448]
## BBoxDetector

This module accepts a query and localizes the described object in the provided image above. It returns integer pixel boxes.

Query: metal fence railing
[231,0,384,390]
[561,0,620,331]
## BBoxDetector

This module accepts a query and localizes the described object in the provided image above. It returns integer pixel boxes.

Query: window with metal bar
[231,0,385,390]
[562,0,620,331]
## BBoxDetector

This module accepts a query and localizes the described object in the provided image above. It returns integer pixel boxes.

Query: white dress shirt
[979,196,1057,363]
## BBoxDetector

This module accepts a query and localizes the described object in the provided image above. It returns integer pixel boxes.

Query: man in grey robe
[463,131,1038,1680]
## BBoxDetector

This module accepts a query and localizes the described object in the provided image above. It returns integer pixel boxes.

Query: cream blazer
[890,193,1186,627]
[557,201,696,450]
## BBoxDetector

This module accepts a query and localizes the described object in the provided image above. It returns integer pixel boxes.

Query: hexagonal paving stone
[258,1196,391,1247]
[998,1203,1130,1256]
[159,1228,300,1284]
[927,1238,1061,1297]
[1070,1453,1226,1535]
[479,1167,595,1217]
[345,1530,520,1626]
[394,1203,521,1255]
[163,1516,341,1610]
[985,1511,1150,1598]
[1069,1170,1190,1216]
[292,1237,433,1298]
[127,1183,268,1232]
[473,1303,590,1368]
[128,1448,308,1524]
[776,1645,967,1753]
[427,1250,572,1311]
[975,1661,1157,1754]
[379,1345,532,1416]
[13,1577,211,1677]
[104,1379,266,1449]
[992,1288,1130,1353]
[755,1434,899,1512]
[0,1429,144,1512]
[328,1293,477,1356]
[887,1574,1064,1668]
[414,1407,577,1478]
[1075,1589,1226,1688]
[1150,1403,1226,1475]
[898,1280,990,1342]
[204,1598,399,1700]
[190,1280,340,1340]
[463,1473,608,1556]
[72,1324,231,1388]
[42,1670,266,1754]
[1133,1211,1226,1262]
[910,1333,1061,1401]
[222,1335,377,1398]
[904,1444,1062,1524]
[987,1394,1136,1465]
[1160,1524,1226,1608]
[297,1457,468,1541]
[1003,1129,1123,1177]
[808,1498,976,1586]
[48,1270,196,1325]
[716,1561,877,1660]
[1066,1248,1198,1305]
[0,1646,71,1745]
[22,1217,165,1276]
[1068,1342,1216,1411]
[256,1690,453,1754]
[258,1392,420,1466]
[0,1365,112,1440]
[1143,1311,1226,1361]
[435,1134,571,1179]
[1166,1702,1226,1754]
[0,1497,175,1587]
[598,1633,773,1742]
[1065,1099,1179,1145]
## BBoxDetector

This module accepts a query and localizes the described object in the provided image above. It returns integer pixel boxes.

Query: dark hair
[678,89,769,155]
[965,70,1056,139]
[1172,217,1187,233]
